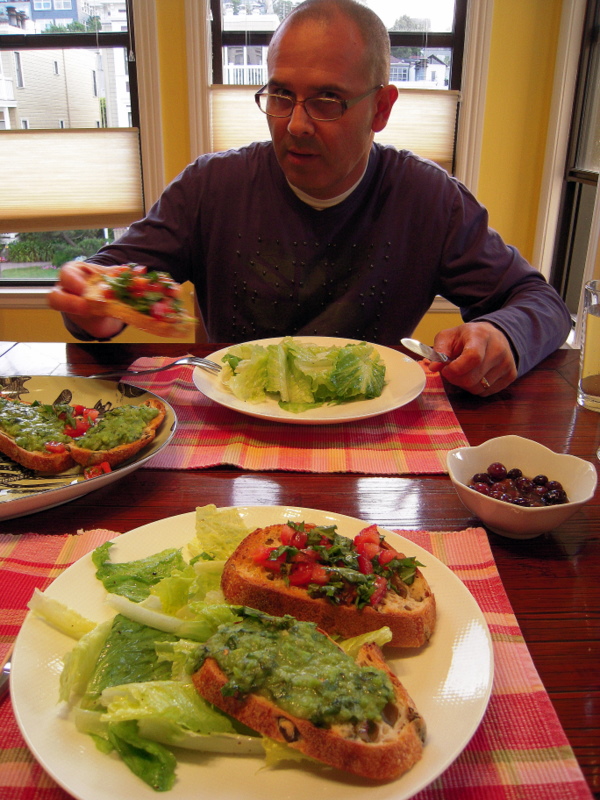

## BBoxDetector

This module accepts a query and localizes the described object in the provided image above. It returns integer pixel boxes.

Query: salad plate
[11,506,493,800]
[0,376,177,521]
[192,337,426,424]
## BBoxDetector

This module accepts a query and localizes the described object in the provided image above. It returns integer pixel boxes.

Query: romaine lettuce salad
[28,505,392,792]
[219,337,387,412]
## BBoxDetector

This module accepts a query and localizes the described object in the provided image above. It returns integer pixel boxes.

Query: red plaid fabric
[123,356,469,474]
[0,526,592,799]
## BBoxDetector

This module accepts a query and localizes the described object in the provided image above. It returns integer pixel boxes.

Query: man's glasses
[255,85,383,122]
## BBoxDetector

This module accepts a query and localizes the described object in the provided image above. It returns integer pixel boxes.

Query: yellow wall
[4,0,565,343]
[478,0,563,262]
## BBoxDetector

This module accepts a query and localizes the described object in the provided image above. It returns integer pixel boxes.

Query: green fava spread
[196,610,395,727]
[0,398,72,452]
[0,397,159,453]
[74,404,159,451]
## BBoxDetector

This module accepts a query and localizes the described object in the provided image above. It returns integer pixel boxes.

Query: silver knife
[0,655,10,699]
[401,338,450,363]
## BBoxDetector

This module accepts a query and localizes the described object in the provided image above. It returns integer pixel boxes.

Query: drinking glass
[577,279,600,412]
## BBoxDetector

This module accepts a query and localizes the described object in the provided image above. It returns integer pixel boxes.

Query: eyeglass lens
[259,93,344,120]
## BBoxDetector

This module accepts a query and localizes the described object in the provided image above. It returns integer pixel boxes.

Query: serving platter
[12,505,494,800]
[192,337,426,424]
[0,375,177,521]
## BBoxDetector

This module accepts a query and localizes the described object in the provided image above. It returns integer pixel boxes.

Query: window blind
[210,86,460,174]
[0,128,144,234]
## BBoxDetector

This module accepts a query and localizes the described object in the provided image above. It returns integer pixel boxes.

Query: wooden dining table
[0,339,599,799]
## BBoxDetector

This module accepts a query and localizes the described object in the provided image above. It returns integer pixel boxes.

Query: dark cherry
[468,463,569,507]
[487,462,508,481]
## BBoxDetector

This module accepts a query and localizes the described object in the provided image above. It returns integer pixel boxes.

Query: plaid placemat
[122,356,469,474]
[0,526,592,799]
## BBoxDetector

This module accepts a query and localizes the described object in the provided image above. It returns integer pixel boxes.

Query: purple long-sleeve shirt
[87,142,570,376]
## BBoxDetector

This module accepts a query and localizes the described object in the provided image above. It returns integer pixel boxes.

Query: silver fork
[89,355,222,379]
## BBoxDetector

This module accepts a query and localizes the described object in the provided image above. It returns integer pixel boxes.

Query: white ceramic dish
[192,337,426,425]
[0,376,177,521]
[447,435,598,539]
[12,506,493,800]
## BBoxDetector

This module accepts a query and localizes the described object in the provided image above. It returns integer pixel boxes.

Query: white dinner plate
[192,337,426,424]
[0,376,177,521]
[11,506,493,800]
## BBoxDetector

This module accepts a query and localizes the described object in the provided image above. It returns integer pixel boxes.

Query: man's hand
[48,261,125,340]
[427,322,517,395]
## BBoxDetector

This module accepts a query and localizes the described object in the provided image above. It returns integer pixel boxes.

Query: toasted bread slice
[67,398,166,468]
[83,266,195,339]
[221,524,436,648]
[0,396,76,474]
[0,426,75,474]
[193,631,425,781]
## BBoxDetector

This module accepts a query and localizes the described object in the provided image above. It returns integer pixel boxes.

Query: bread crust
[83,269,195,339]
[67,397,166,468]
[221,524,436,648]
[0,426,75,474]
[193,639,425,781]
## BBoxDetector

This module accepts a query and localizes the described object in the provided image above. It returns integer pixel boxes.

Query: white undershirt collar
[288,160,369,210]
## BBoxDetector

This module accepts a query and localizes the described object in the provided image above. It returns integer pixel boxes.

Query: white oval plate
[192,337,426,424]
[0,376,177,521]
[12,506,493,800]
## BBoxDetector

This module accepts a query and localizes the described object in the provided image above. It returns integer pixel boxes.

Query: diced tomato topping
[357,553,374,575]
[45,441,66,453]
[130,264,147,275]
[279,525,308,549]
[356,540,380,561]
[149,298,173,321]
[378,548,399,567]
[83,462,112,480]
[85,408,100,422]
[307,564,329,585]
[129,276,151,297]
[72,404,85,416]
[252,545,287,573]
[279,524,297,546]
[354,524,381,547]
[292,548,320,564]
[64,417,91,438]
[288,563,315,586]
[289,563,329,587]
[369,575,388,607]
[146,280,166,293]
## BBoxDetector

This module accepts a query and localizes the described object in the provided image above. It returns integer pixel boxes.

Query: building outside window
[0,0,141,285]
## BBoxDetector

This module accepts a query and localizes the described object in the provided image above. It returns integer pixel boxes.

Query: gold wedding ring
[480,377,491,389]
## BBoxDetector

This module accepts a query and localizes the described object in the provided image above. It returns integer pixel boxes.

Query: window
[551,0,600,328]
[0,1,142,286]
[33,1,53,10]
[14,52,23,87]
[208,0,466,174]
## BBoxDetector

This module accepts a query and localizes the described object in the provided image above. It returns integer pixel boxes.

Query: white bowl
[446,435,598,539]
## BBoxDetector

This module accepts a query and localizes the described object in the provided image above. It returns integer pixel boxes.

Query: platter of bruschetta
[0,375,177,521]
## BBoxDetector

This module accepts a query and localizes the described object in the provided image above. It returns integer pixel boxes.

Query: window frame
[209,0,467,91]
[548,0,600,338]
[0,11,141,288]
[0,30,139,128]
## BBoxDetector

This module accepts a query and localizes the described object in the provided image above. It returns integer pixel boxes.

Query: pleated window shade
[0,128,144,234]
[210,86,459,174]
